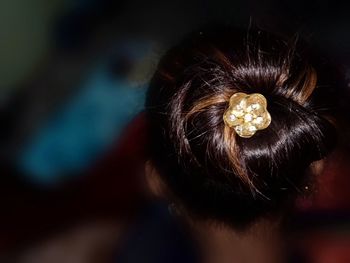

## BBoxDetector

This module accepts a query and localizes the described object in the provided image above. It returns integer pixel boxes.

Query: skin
[191,218,285,263]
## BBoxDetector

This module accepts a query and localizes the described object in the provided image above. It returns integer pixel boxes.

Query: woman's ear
[145,160,167,198]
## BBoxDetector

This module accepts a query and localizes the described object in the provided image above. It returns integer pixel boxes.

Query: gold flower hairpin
[223,92,271,138]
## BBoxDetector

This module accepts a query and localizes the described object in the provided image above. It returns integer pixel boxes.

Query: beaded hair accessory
[223,92,271,138]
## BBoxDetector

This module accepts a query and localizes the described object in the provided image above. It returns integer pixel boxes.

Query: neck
[192,217,285,263]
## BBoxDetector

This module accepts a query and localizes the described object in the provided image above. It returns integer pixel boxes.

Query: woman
[118,27,337,263]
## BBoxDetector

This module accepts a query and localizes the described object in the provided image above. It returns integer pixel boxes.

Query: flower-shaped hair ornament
[223,92,271,138]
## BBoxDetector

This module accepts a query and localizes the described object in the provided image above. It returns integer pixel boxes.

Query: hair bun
[146,26,337,225]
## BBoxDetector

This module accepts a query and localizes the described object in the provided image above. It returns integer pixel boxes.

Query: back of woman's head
[146,26,337,227]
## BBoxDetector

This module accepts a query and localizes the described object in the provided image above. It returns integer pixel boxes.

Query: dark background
[0,0,349,262]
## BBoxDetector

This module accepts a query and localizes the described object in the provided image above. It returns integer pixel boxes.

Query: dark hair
[145,27,337,227]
